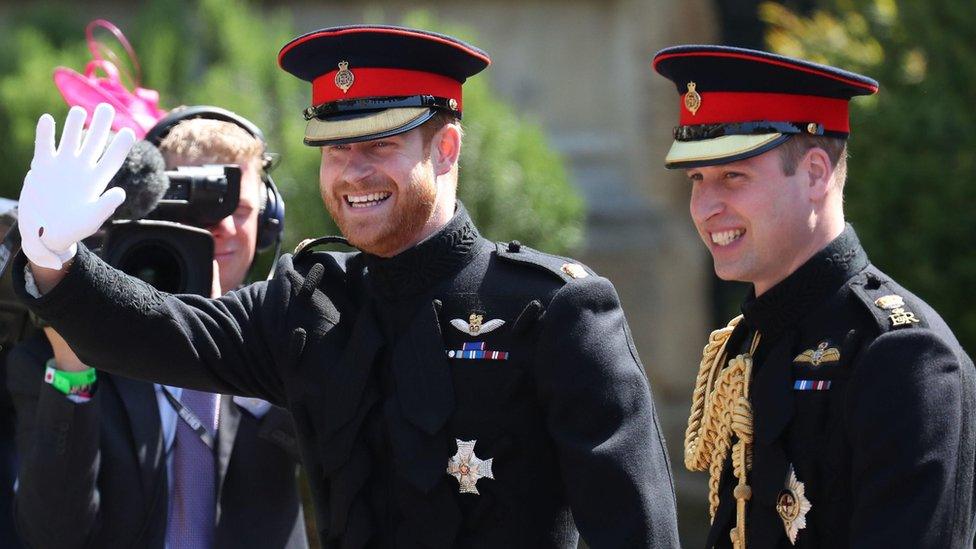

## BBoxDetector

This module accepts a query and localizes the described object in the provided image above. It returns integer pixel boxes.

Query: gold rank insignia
[874,294,921,328]
[450,313,505,337]
[446,439,494,495]
[794,341,840,367]
[776,466,812,545]
[684,82,702,115]
[334,61,355,93]
[561,263,588,279]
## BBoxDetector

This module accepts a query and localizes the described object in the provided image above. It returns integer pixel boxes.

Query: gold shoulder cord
[684,315,761,549]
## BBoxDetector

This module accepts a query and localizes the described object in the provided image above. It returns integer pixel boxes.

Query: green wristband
[43,359,96,395]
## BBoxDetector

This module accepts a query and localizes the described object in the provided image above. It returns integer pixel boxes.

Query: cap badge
[684,82,702,115]
[447,439,494,494]
[776,465,812,544]
[793,341,840,367]
[874,294,921,328]
[451,313,505,336]
[334,61,355,94]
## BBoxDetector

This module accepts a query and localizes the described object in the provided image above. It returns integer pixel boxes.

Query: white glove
[18,104,134,269]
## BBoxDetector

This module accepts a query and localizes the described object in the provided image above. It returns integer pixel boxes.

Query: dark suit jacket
[6,334,308,549]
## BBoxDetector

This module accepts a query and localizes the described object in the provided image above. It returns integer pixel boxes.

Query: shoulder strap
[848,270,928,332]
[494,240,592,283]
[159,387,215,450]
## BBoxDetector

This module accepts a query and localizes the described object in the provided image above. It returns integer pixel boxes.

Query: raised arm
[18,104,131,286]
[13,104,299,403]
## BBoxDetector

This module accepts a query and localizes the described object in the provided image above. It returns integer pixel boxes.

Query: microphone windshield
[108,139,169,220]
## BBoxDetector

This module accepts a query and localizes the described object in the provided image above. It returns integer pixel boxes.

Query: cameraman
[6,110,308,548]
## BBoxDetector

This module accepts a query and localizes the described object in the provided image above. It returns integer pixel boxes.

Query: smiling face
[687,146,823,295]
[318,119,460,257]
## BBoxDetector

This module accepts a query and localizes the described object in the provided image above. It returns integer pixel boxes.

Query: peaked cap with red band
[652,45,878,168]
[278,25,490,146]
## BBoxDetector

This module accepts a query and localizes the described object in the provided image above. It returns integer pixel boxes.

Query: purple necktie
[166,389,218,549]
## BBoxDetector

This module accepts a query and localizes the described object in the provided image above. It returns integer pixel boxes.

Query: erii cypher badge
[684,82,702,115]
[334,61,355,93]
[776,465,812,544]
[447,439,494,495]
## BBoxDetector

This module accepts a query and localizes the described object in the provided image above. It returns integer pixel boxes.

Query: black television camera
[102,163,241,296]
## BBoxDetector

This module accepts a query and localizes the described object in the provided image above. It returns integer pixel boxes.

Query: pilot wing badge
[451,313,505,337]
[794,341,840,367]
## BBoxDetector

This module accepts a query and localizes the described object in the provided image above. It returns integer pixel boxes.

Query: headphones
[144,105,286,252]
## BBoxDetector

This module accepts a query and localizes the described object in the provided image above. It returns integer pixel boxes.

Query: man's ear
[431,123,461,176]
[803,146,833,201]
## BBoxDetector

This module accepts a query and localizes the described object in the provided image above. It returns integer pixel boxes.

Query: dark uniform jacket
[707,225,976,548]
[5,333,308,549]
[13,204,680,548]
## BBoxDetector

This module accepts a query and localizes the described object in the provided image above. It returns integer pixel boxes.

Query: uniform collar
[741,224,868,334]
[363,201,480,299]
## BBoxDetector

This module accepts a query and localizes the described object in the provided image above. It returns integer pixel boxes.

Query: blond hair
[158,118,264,167]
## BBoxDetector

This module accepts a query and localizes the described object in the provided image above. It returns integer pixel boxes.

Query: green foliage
[0,0,583,279]
[763,0,976,351]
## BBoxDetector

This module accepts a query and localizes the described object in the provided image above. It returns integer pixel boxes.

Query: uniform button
[507,240,522,253]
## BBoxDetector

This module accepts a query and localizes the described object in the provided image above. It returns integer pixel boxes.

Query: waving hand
[18,104,134,270]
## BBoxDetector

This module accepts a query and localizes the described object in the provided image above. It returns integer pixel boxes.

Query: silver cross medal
[447,439,494,494]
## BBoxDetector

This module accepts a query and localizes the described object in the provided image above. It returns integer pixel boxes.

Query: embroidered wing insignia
[793,341,840,367]
[479,319,505,335]
[450,314,505,336]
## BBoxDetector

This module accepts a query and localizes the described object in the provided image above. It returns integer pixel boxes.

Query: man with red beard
[11,26,680,547]
[655,46,976,547]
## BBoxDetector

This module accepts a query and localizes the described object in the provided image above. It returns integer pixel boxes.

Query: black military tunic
[706,225,976,548]
[14,203,680,548]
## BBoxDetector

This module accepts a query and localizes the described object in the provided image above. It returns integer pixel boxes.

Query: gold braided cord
[684,315,743,474]
[727,354,755,549]
[684,315,760,549]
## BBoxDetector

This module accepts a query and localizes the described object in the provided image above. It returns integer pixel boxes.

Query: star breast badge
[776,465,812,544]
[450,313,505,336]
[793,341,840,367]
[446,439,494,495]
